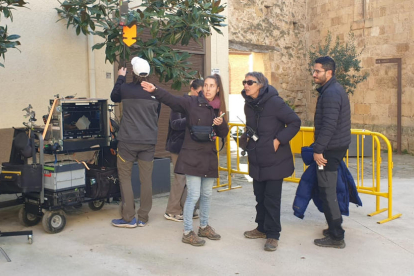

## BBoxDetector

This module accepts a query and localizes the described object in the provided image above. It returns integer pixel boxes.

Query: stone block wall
[306,0,414,153]
[228,0,311,118]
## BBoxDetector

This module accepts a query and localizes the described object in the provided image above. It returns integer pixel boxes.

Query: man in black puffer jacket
[240,72,301,252]
[312,56,351,249]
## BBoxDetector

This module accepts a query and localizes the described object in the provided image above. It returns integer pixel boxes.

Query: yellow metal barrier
[213,123,245,191]
[216,124,402,224]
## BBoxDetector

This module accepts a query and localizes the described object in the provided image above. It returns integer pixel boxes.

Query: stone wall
[307,0,414,153]
[228,0,310,117]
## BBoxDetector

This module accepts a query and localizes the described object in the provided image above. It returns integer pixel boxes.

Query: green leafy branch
[308,32,369,95]
[0,0,29,68]
[56,0,227,90]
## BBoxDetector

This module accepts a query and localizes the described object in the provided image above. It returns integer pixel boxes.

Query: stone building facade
[229,0,414,153]
[228,0,310,114]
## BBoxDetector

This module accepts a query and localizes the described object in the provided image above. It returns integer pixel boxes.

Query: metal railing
[215,124,402,224]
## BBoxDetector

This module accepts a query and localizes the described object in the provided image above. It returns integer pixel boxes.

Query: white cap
[131,57,150,77]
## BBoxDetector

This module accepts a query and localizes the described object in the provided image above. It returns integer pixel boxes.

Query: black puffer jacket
[313,77,351,154]
[241,84,301,181]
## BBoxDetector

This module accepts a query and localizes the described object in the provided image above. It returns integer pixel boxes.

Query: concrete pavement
[1,151,413,275]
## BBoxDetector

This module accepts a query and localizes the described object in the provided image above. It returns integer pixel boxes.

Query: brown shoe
[182,231,206,246]
[244,228,266,239]
[264,238,278,251]
[198,225,221,240]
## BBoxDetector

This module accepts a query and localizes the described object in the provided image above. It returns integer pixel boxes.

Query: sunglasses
[242,80,258,86]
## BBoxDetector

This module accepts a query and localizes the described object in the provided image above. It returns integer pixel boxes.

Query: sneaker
[138,220,147,227]
[192,210,199,219]
[182,231,206,246]
[111,217,137,228]
[314,236,346,249]
[264,238,278,251]
[244,228,266,239]
[198,225,221,240]
[164,213,183,222]
[322,228,329,237]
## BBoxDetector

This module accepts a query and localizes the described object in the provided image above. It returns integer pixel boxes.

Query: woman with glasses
[141,74,228,247]
[240,72,301,251]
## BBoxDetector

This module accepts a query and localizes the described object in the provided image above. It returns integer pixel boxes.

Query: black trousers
[253,179,283,240]
[316,149,347,240]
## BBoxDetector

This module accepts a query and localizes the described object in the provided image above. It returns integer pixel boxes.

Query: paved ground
[0,145,413,275]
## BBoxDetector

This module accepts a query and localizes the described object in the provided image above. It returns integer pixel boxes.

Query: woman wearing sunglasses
[141,74,228,247]
[240,72,301,251]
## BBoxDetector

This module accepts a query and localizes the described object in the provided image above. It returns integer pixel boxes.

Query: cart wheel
[18,207,41,227]
[42,210,66,234]
[28,235,33,244]
[88,200,105,211]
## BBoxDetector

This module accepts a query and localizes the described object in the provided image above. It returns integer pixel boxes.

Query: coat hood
[242,84,279,107]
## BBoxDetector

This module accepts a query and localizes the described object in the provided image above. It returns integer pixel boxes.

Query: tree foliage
[56,0,226,90]
[0,0,28,68]
[308,32,369,95]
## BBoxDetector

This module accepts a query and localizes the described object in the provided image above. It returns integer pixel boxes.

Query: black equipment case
[0,163,43,194]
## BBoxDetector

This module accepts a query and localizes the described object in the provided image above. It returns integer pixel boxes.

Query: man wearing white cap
[110,57,161,228]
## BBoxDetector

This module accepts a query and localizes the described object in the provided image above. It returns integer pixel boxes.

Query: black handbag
[189,125,216,142]
[85,165,120,199]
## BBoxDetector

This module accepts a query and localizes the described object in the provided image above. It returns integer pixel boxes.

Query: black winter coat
[153,88,229,178]
[313,77,351,154]
[165,110,186,154]
[241,85,301,181]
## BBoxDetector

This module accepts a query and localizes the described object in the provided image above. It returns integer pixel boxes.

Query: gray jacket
[111,76,161,144]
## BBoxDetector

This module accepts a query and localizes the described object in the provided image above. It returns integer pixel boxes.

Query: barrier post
[214,137,229,189]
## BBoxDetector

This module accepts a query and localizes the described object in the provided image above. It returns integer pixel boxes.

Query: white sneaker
[164,213,183,222]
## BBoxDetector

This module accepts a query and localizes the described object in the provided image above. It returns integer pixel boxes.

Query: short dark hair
[190,79,204,90]
[314,56,336,75]
[244,72,268,87]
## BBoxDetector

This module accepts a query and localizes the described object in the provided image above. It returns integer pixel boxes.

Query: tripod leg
[0,247,11,262]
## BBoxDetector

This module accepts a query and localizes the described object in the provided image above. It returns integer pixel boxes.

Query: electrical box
[44,161,85,192]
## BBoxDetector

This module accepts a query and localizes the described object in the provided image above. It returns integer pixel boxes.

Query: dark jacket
[314,76,351,154]
[165,110,186,154]
[293,161,363,219]
[111,76,161,144]
[241,84,301,181]
[153,88,229,178]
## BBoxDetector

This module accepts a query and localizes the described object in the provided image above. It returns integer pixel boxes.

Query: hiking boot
[244,228,266,239]
[182,231,206,246]
[322,228,329,237]
[198,225,221,240]
[164,213,183,222]
[314,236,346,249]
[264,238,278,251]
[111,217,137,228]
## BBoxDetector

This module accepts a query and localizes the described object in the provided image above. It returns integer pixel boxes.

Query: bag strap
[218,137,225,152]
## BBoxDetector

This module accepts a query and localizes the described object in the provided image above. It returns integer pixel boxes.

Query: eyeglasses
[312,69,326,74]
[242,80,258,86]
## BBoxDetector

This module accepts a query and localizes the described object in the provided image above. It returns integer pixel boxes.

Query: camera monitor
[47,98,110,152]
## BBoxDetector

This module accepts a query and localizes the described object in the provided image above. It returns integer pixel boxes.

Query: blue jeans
[183,175,214,232]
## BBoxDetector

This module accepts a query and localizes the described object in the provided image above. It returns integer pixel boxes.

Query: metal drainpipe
[87,31,96,98]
